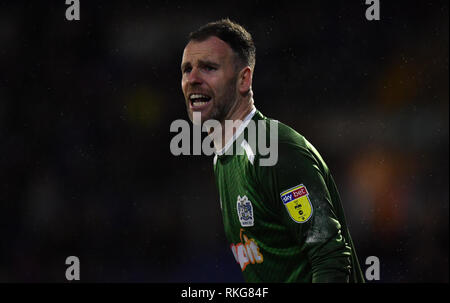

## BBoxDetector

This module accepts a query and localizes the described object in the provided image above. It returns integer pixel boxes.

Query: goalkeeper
[180,19,364,283]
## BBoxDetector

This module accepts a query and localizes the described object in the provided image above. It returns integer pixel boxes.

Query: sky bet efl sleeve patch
[280,184,313,223]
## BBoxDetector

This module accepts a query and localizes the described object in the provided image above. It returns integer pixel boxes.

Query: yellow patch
[280,185,313,223]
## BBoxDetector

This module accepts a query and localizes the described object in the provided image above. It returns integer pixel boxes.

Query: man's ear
[238,66,252,95]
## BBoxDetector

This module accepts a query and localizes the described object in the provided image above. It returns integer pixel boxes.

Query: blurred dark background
[0,0,448,282]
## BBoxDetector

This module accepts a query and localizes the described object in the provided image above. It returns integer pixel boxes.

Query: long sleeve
[266,141,352,282]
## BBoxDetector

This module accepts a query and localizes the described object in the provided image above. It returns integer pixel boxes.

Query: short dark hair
[188,18,256,71]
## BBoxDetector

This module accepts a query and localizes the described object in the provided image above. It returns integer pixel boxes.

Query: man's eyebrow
[181,62,191,71]
[181,60,220,72]
[198,60,220,67]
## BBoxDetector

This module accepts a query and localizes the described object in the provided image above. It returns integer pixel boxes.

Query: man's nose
[187,67,202,85]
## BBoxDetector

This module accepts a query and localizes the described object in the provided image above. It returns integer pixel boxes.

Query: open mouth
[189,93,212,108]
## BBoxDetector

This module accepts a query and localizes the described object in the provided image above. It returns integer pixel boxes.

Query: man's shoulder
[254,110,309,151]
[254,110,326,169]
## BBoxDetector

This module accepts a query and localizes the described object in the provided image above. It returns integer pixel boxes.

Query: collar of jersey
[214,107,257,156]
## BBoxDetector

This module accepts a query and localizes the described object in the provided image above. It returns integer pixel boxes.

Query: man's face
[181,36,239,123]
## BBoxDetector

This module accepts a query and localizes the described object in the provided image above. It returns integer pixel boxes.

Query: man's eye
[183,67,192,73]
[205,66,216,71]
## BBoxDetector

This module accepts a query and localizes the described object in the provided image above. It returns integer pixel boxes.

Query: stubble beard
[208,75,239,124]
[186,75,239,125]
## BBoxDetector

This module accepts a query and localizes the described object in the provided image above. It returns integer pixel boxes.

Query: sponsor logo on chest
[230,228,264,271]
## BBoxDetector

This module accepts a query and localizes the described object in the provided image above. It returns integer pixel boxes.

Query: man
[180,19,364,282]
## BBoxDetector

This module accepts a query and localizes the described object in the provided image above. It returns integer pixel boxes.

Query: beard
[208,78,238,123]
[185,74,239,124]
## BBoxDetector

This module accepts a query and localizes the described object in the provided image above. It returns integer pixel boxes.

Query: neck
[211,97,255,152]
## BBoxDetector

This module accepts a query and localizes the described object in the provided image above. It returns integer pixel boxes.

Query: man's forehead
[182,36,233,63]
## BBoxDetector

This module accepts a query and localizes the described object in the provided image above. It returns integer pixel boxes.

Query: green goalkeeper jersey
[213,108,364,283]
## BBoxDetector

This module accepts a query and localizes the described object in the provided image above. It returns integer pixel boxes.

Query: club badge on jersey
[280,184,313,223]
[237,195,254,227]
